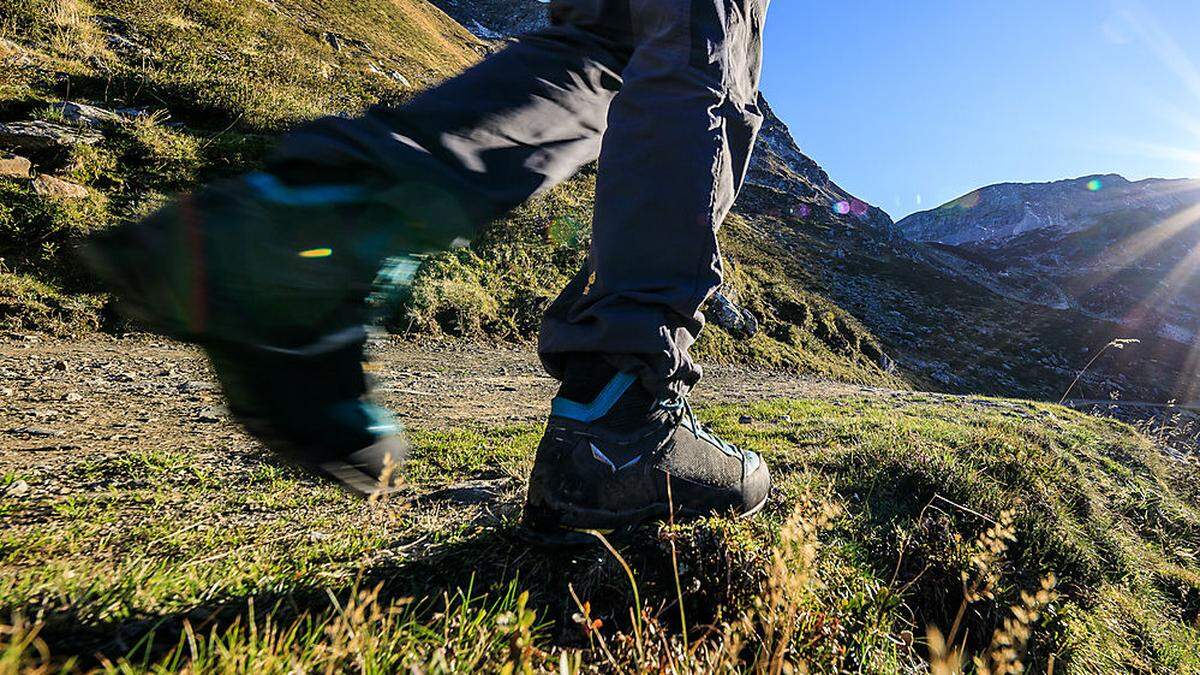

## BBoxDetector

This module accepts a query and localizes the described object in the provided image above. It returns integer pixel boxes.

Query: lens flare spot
[299,248,334,259]
[833,201,852,215]
[1087,179,1104,192]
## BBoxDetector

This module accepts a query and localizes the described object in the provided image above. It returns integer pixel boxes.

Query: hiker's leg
[539,0,770,396]
[265,22,629,262]
[84,16,634,485]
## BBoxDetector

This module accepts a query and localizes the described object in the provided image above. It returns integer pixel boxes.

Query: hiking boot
[521,357,771,546]
[78,173,434,497]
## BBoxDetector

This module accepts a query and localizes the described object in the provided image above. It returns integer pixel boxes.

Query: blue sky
[760,0,1200,220]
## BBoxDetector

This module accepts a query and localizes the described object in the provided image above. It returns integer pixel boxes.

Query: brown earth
[0,333,876,485]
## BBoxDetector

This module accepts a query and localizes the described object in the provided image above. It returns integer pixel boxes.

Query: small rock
[53,359,69,371]
[57,101,122,127]
[10,427,64,438]
[706,291,759,339]
[389,70,411,87]
[63,392,83,402]
[5,480,30,498]
[196,407,224,423]
[0,152,32,179]
[0,120,103,154]
[738,415,754,424]
[32,174,89,200]
[0,387,13,397]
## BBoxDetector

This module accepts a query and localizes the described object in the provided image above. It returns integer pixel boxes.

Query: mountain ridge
[897,175,1200,377]
[897,173,1200,245]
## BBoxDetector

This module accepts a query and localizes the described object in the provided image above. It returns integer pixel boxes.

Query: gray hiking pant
[267,0,769,395]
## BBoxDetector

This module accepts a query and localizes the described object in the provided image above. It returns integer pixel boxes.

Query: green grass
[2,0,480,130]
[0,0,480,335]
[3,396,1197,672]
[0,267,106,334]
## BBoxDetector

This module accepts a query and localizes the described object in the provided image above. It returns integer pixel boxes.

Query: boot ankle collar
[550,372,638,423]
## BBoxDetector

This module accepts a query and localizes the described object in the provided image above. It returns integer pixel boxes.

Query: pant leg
[189,17,632,356]
[539,0,770,396]
[265,20,630,259]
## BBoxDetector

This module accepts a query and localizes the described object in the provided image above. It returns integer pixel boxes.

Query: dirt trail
[0,333,877,477]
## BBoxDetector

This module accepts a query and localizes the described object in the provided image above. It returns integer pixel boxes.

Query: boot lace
[661,397,749,461]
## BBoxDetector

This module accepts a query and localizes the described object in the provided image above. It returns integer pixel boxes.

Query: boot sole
[316,460,406,499]
[516,489,771,549]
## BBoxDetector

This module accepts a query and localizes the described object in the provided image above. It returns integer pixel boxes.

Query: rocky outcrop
[0,121,103,154]
[31,174,89,199]
[57,101,123,128]
[706,290,760,339]
[747,97,893,232]
[425,0,550,39]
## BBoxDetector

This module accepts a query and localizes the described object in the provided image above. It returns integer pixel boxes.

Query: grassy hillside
[2,394,1198,672]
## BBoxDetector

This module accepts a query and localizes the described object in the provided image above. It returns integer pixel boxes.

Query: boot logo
[590,443,641,473]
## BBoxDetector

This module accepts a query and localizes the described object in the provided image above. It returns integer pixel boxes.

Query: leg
[522,0,773,544]
[267,22,630,242]
[539,0,769,397]
[82,17,632,488]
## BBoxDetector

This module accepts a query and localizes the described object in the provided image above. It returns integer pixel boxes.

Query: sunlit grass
[2,394,1198,672]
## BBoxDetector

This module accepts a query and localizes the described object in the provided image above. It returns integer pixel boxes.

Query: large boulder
[0,121,103,154]
[0,153,32,179]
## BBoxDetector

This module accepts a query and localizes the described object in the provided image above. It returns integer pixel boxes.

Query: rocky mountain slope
[897,176,1200,392]
[898,174,1200,245]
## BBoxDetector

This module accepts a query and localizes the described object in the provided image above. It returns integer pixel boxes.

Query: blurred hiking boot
[521,355,771,546]
[79,173,435,497]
